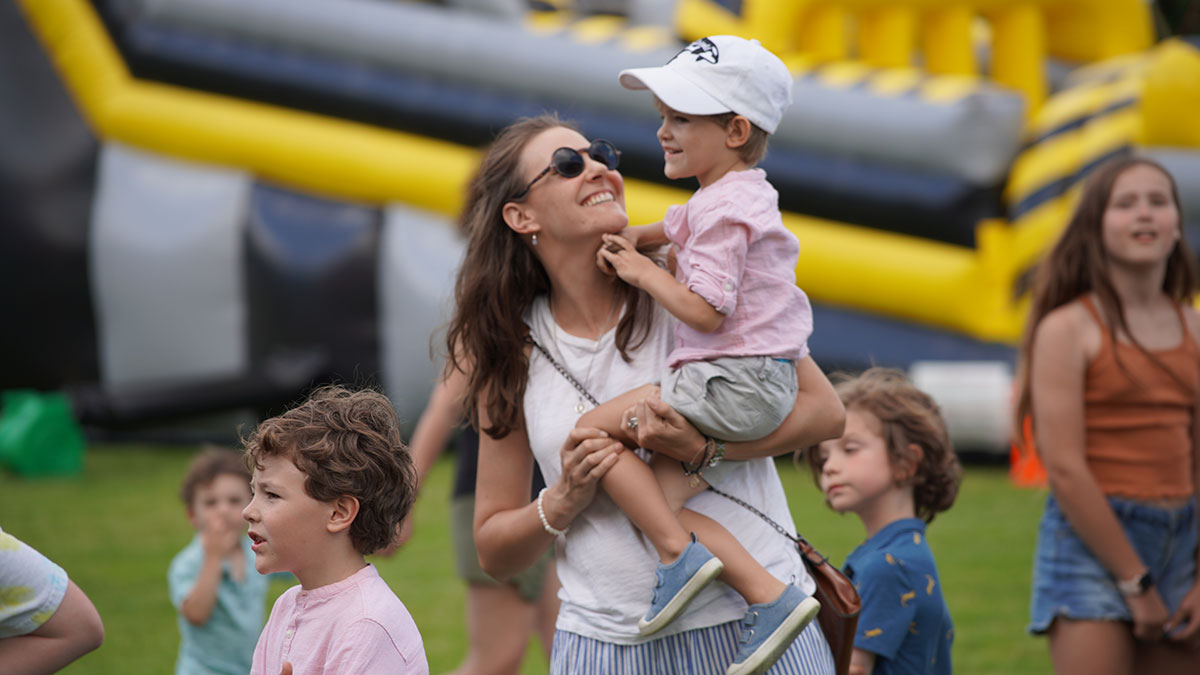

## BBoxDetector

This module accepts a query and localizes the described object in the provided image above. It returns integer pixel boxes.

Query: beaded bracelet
[536,487,568,537]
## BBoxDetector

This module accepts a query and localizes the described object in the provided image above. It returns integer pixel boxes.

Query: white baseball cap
[618,35,793,134]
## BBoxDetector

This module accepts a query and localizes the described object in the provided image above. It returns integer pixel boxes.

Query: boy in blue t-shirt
[169,447,268,675]
[807,368,962,674]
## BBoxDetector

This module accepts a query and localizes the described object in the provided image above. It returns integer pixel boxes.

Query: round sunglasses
[511,139,621,201]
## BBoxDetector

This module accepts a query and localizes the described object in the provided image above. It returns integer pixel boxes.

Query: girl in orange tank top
[1015,156,1200,673]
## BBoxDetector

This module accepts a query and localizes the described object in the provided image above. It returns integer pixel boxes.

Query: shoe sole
[725,596,821,675]
[637,557,725,636]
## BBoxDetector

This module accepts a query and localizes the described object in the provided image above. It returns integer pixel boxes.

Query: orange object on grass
[1010,415,1047,487]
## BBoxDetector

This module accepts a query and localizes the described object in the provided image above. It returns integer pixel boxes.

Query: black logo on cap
[668,37,719,65]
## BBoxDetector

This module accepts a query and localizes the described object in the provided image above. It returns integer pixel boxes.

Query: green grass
[1,446,1051,674]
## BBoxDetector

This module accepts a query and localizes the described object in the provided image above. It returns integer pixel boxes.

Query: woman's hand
[1165,582,1200,647]
[546,427,625,528]
[1127,590,1171,641]
[620,391,706,464]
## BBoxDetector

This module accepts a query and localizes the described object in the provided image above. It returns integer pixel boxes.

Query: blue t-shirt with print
[844,518,953,675]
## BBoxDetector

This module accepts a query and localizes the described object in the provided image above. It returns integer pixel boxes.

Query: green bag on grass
[0,390,85,477]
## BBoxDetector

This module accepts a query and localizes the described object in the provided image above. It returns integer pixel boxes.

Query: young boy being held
[169,446,267,675]
[575,34,818,673]
[808,368,962,675]
[243,386,428,675]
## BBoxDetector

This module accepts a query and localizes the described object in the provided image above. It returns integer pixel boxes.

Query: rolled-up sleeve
[682,209,749,316]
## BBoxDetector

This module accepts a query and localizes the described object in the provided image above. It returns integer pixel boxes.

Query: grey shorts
[452,495,552,602]
[662,355,797,442]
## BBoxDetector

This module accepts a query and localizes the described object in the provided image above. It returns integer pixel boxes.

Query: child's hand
[597,234,656,287]
[199,517,240,558]
[279,662,293,675]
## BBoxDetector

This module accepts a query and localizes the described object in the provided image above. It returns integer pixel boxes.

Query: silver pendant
[575,401,586,413]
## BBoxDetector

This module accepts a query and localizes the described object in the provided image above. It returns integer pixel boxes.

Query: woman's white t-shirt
[523,296,813,644]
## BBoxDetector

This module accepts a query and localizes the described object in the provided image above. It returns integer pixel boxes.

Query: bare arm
[627,355,845,462]
[1165,306,1200,644]
[473,397,625,580]
[1032,306,1168,640]
[0,580,104,675]
[178,551,222,625]
[179,517,242,625]
[598,235,724,333]
[623,221,668,249]
[408,367,468,487]
[848,648,875,675]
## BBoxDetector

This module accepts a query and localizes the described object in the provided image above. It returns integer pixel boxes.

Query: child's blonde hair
[242,385,417,555]
[711,112,769,165]
[805,367,962,523]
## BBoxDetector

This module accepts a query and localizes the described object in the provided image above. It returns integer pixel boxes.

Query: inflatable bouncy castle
[2,0,1198,454]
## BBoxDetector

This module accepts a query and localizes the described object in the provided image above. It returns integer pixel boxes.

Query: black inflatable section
[244,183,382,389]
[759,150,1003,247]
[808,302,1017,374]
[0,2,101,390]
[66,349,328,428]
[101,8,999,245]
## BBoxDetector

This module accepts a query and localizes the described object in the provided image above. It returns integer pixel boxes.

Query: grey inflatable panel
[445,0,526,20]
[90,143,250,386]
[776,78,1025,185]
[378,203,464,429]
[1144,148,1200,227]
[137,0,1024,185]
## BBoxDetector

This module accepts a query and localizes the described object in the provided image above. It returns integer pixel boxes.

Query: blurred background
[2,0,1199,464]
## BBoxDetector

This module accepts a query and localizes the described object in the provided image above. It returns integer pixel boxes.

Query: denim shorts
[1028,493,1198,634]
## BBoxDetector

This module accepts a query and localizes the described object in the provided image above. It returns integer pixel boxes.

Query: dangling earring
[532,233,538,247]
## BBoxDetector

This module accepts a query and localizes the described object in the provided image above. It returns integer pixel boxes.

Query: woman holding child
[444,113,843,673]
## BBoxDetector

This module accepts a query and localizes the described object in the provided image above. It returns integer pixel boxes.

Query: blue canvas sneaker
[726,585,821,675]
[637,533,725,636]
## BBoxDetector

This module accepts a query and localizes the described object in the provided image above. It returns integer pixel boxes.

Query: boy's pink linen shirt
[663,168,812,369]
[250,563,428,675]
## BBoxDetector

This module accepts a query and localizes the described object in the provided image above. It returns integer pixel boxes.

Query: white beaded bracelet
[536,488,569,537]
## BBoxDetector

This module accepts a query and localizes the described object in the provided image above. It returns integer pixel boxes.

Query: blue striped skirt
[551,619,835,674]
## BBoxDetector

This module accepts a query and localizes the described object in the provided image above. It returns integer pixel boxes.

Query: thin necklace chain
[545,292,621,413]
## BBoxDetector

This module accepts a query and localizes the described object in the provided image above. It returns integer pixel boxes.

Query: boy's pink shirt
[250,563,428,675]
[663,168,812,369]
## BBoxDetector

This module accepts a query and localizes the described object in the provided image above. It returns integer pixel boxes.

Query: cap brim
[618,67,731,116]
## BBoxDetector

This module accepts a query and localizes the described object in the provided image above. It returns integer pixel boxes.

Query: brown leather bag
[711,487,861,675]
[796,534,861,675]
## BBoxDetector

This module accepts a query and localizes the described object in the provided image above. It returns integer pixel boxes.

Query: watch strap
[1117,570,1153,596]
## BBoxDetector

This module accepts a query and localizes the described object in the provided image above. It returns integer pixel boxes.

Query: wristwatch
[1117,570,1154,596]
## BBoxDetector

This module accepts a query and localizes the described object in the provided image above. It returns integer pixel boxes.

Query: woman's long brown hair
[445,115,651,439]
[1013,156,1195,441]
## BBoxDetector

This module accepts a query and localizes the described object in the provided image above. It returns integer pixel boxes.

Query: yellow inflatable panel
[1141,40,1200,148]
[17,0,1192,348]
[674,0,1155,113]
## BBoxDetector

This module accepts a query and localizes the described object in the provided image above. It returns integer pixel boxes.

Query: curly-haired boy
[807,368,962,675]
[242,386,427,675]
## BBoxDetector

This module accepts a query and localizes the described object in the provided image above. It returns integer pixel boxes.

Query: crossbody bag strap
[530,336,830,566]
[529,338,601,408]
